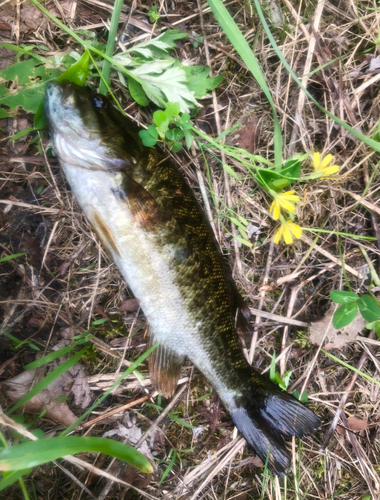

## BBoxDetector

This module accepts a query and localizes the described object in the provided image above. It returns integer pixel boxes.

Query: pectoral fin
[112,172,165,231]
[148,328,184,398]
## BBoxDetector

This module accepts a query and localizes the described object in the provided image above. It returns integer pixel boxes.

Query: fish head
[44,81,142,171]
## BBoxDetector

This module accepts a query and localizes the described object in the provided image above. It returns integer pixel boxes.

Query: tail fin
[227,377,321,476]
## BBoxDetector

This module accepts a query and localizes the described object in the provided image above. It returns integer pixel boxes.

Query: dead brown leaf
[237,118,257,153]
[310,304,366,350]
[2,369,77,427]
[119,298,140,312]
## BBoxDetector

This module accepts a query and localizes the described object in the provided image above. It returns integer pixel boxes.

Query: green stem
[99,0,124,95]
[338,237,352,291]
[300,228,377,241]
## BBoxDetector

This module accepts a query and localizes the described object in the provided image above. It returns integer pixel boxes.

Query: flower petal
[283,225,293,244]
[321,165,339,177]
[320,154,333,170]
[271,200,280,219]
[279,199,296,212]
[282,194,299,201]
[288,222,302,239]
[273,226,283,244]
[313,152,320,170]
[283,190,295,195]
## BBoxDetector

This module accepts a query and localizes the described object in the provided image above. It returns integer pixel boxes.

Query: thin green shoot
[338,237,353,292]
[321,349,380,387]
[206,0,283,168]
[98,0,124,95]
[0,253,26,264]
[159,449,177,485]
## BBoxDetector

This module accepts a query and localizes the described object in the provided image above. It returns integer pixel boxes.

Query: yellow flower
[313,152,339,177]
[274,220,302,244]
[270,190,299,220]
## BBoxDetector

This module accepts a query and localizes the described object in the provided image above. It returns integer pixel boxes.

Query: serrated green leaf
[0,436,152,474]
[165,102,180,117]
[357,295,380,322]
[133,64,199,113]
[183,65,223,98]
[330,290,359,304]
[332,303,358,329]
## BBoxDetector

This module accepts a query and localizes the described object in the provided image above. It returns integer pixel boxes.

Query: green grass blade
[0,436,153,474]
[7,349,87,414]
[98,0,124,95]
[321,349,380,387]
[0,470,31,493]
[0,253,26,264]
[159,449,177,485]
[23,345,76,370]
[250,0,380,154]
[206,0,282,168]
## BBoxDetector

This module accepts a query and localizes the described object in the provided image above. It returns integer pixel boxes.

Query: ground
[0,0,380,499]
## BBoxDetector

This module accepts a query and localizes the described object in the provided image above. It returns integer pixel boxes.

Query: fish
[44,80,321,476]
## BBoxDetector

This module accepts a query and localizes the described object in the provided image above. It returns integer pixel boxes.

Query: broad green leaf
[165,128,184,141]
[0,436,152,474]
[139,129,157,147]
[0,58,60,118]
[128,76,149,106]
[357,295,380,322]
[34,50,90,129]
[332,303,358,329]
[171,141,182,152]
[330,290,359,304]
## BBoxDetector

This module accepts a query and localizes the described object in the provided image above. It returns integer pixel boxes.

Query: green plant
[148,6,161,23]
[330,290,380,331]
[139,102,193,152]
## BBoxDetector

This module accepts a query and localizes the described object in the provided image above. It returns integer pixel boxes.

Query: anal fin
[148,329,184,398]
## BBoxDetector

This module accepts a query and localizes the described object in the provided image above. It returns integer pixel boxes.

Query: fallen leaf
[238,117,257,154]
[347,416,368,431]
[119,298,140,312]
[2,369,77,427]
[310,305,366,349]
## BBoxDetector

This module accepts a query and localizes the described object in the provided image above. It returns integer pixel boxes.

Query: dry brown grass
[1,0,380,499]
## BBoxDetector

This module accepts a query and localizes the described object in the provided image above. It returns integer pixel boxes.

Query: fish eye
[91,95,106,109]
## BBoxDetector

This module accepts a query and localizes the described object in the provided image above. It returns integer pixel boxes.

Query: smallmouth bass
[44,81,320,476]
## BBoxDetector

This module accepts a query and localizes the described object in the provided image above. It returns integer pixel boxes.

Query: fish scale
[45,80,321,476]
